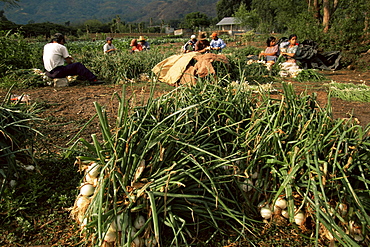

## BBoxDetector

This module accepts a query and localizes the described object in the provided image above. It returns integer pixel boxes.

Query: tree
[183,12,210,30]
[233,3,259,30]
[216,0,252,20]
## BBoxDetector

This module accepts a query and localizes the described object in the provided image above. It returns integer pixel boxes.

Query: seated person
[210,32,226,53]
[43,33,103,84]
[194,32,211,54]
[103,37,117,54]
[138,36,150,51]
[183,35,197,53]
[130,39,143,53]
[281,34,299,63]
[259,36,279,64]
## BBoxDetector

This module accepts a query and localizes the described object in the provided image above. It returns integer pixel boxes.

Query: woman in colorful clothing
[130,39,143,53]
[259,36,279,64]
[281,34,299,63]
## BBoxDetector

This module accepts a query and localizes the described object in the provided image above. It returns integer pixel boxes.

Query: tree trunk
[364,12,369,35]
[313,0,320,21]
[323,0,330,32]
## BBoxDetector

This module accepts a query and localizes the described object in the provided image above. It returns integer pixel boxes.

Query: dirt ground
[3,68,370,154]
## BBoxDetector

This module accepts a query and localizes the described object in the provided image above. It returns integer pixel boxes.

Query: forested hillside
[0,0,218,24]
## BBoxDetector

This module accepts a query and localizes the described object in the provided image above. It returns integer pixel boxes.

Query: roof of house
[216,17,241,26]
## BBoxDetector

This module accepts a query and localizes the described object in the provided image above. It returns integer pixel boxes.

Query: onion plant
[71,80,369,246]
[0,90,42,198]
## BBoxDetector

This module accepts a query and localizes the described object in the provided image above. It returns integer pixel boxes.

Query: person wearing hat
[194,32,211,53]
[210,32,226,53]
[43,33,104,84]
[138,36,150,51]
[103,37,117,54]
[182,34,197,53]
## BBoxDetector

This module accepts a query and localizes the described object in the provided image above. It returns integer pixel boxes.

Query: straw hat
[198,32,207,40]
[138,36,146,41]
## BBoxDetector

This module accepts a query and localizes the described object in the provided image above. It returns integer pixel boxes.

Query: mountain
[0,0,219,25]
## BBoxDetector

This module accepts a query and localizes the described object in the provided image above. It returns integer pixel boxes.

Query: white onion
[260,207,273,219]
[87,163,100,178]
[76,195,90,208]
[338,203,348,216]
[9,180,17,187]
[241,179,253,192]
[132,237,144,247]
[353,234,364,242]
[251,172,258,179]
[281,209,289,218]
[80,183,95,196]
[294,211,305,225]
[145,236,157,247]
[134,215,146,229]
[274,197,287,210]
[104,228,116,242]
[111,214,123,231]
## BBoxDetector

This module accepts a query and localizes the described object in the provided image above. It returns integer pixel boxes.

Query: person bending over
[210,32,226,53]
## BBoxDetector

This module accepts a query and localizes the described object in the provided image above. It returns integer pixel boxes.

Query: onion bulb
[274,197,287,210]
[76,195,90,208]
[104,228,116,242]
[251,172,258,179]
[241,179,253,192]
[353,234,364,242]
[260,207,273,219]
[111,214,123,231]
[132,237,144,247]
[80,183,95,196]
[134,215,146,230]
[87,163,100,178]
[144,236,157,247]
[281,209,289,219]
[294,211,305,225]
[338,203,348,216]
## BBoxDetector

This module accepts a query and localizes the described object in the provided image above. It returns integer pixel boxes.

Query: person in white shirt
[43,33,103,84]
[103,37,117,54]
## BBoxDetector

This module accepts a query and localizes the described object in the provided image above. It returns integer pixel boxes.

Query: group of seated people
[103,36,150,54]
[258,34,299,64]
[182,32,227,54]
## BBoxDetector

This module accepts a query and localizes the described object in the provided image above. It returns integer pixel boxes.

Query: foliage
[0,93,41,199]
[182,12,211,29]
[233,4,259,30]
[327,82,370,103]
[294,69,327,82]
[0,31,40,77]
[216,0,252,20]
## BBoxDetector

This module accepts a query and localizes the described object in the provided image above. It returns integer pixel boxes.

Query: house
[174,28,193,37]
[216,17,250,35]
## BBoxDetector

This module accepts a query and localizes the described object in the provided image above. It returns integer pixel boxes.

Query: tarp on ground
[152,52,201,85]
[152,53,229,86]
[295,40,342,70]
